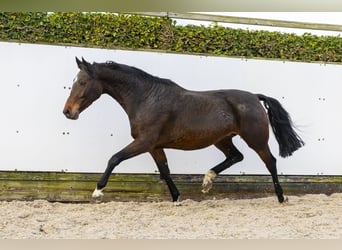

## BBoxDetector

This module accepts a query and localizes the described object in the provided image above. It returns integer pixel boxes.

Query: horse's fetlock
[92,187,104,198]
[202,170,217,193]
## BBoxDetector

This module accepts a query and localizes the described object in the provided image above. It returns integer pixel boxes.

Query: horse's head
[63,57,103,120]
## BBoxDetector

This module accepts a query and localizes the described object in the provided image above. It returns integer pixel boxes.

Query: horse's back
[172,88,266,129]
[214,89,265,114]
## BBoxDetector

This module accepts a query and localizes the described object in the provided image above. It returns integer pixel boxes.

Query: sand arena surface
[1,193,342,239]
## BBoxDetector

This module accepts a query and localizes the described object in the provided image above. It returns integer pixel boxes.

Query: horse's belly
[162,127,232,150]
[158,106,237,150]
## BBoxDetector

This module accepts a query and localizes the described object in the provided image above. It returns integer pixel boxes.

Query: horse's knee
[234,152,244,163]
[108,155,123,168]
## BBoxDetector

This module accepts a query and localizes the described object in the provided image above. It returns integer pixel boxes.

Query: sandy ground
[1,193,342,239]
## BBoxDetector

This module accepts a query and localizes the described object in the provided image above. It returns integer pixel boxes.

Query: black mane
[95,61,178,87]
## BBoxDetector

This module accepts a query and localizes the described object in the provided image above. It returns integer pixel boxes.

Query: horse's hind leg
[150,148,181,205]
[242,131,285,202]
[202,136,243,193]
[238,98,285,203]
[254,146,285,203]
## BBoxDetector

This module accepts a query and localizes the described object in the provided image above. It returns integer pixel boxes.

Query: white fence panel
[0,41,340,175]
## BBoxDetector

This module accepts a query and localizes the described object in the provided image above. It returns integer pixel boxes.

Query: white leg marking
[174,197,182,206]
[202,170,217,193]
[92,187,104,198]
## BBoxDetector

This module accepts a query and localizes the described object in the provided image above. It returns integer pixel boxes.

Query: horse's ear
[82,57,94,75]
[76,57,82,69]
[76,57,94,75]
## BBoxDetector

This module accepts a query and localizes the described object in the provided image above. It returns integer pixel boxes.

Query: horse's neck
[101,68,183,117]
[103,77,152,116]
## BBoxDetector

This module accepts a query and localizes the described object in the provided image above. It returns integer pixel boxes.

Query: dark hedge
[1,12,342,63]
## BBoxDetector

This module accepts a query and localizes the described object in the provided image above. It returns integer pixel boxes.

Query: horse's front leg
[150,149,181,206]
[92,140,149,199]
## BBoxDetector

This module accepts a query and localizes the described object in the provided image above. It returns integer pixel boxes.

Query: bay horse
[63,57,304,204]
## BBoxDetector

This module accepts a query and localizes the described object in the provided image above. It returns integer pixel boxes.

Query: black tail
[257,94,304,157]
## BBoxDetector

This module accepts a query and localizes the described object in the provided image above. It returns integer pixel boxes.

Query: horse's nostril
[63,107,79,120]
[63,108,71,117]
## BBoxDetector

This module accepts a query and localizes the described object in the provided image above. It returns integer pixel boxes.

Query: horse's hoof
[174,198,182,206]
[91,188,104,203]
[278,196,289,204]
[202,170,216,193]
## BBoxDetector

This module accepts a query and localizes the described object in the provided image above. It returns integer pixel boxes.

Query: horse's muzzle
[63,107,79,120]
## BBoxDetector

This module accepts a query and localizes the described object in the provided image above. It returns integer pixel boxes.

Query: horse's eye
[78,80,86,86]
